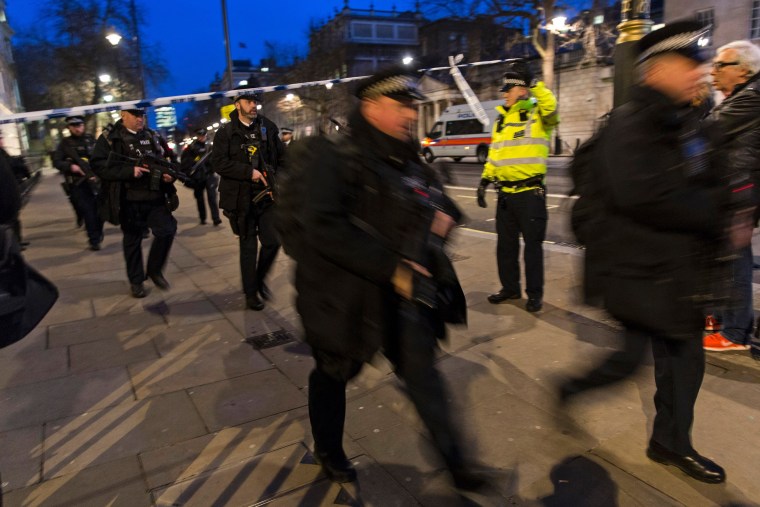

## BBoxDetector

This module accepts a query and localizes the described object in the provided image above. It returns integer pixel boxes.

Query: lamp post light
[105,32,122,46]
[99,73,112,84]
[549,7,568,154]
[613,0,653,107]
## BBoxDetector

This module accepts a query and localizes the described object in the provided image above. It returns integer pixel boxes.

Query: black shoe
[200,220,207,225]
[147,273,170,290]
[246,294,265,311]
[751,347,760,361]
[646,442,725,484]
[213,218,222,226]
[130,283,146,298]
[526,298,543,312]
[314,452,357,483]
[258,283,272,301]
[487,290,521,304]
[89,242,101,251]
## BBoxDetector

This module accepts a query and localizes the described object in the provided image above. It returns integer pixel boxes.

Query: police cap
[232,85,261,103]
[499,71,528,92]
[355,66,427,101]
[194,128,207,136]
[65,115,85,125]
[637,20,709,64]
[280,127,293,134]
[122,108,146,116]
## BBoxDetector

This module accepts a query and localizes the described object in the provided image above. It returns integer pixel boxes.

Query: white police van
[420,99,503,164]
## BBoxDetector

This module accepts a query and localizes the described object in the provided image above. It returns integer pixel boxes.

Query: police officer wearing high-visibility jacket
[477,59,558,312]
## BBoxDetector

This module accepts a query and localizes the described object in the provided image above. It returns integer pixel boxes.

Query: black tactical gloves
[477,178,490,208]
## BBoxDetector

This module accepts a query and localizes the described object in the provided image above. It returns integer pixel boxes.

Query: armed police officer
[212,87,284,311]
[477,60,559,312]
[181,128,221,226]
[91,108,178,298]
[293,67,486,492]
[53,116,104,251]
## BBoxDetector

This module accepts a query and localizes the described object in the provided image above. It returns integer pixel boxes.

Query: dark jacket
[91,121,173,224]
[706,72,760,221]
[294,108,462,361]
[52,133,96,184]
[0,154,20,224]
[589,86,745,338]
[211,110,283,234]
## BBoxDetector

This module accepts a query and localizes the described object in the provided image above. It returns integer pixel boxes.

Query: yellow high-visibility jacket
[481,82,559,194]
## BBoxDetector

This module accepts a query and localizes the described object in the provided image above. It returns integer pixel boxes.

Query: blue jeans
[719,245,754,345]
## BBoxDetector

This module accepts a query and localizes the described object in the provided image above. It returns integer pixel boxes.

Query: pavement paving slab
[41,390,207,480]
[140,408,309,491]
[0,425,43,492]
[187,369,307,432]
[0,366,133,433]
[3,456,151,507]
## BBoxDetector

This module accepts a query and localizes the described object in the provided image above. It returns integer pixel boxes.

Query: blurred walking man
[559,21,755,484]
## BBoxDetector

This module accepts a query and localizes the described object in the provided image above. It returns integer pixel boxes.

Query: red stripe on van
[436,137,492,146]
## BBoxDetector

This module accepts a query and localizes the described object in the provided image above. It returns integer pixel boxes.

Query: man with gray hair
[703,40,760,359]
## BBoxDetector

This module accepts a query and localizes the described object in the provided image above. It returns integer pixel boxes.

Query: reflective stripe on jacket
[481,81,559,194]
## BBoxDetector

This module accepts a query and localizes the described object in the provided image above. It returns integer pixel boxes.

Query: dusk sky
[6,0,420,100]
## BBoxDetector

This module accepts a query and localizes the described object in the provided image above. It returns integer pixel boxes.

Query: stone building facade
[0,0,25,154]
[664,0,760,54]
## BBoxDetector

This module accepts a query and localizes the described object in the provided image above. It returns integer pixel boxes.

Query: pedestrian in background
[53,115,104,250]
[91,107,178,298]
[702,40,760,358]
[212,87,284,311]
[559,21,755,485]
[181,128,221,226]
[477,58,559,313]
[280,127,293,147]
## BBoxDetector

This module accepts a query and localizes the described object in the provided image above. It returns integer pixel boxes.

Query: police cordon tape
[0,58,522,126]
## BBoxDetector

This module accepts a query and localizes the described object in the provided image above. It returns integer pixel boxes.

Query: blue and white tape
[0,58,520,125]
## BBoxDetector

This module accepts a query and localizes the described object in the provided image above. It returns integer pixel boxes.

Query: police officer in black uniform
[91,108,178,298]
[212,87,284,311]
[181,128,221,226]
[53,116,104,250]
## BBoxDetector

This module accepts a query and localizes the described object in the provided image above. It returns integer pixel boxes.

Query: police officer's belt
[497,175,544,189]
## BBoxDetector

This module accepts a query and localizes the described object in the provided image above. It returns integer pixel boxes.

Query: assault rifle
[60,140,100,194]
[107,151,191,191]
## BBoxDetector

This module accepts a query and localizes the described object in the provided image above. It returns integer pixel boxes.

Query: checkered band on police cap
[355,66,427,101]
[637,20,709,64]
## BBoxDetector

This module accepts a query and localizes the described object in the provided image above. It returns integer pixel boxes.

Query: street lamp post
[613,0,653,107]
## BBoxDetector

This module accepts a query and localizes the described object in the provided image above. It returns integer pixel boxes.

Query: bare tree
[14,0,168,112]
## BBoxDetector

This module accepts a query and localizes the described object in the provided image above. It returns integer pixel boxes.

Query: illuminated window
[751,1,760,39]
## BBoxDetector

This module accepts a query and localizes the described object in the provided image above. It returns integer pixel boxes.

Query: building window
[752,1,760,40]
[695,8,714,46]
[376,24,394,39]
[352,22,372,39]
[397,25,416,42]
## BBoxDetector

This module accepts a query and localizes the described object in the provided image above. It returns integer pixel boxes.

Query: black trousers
[120,200,177,285]
[308,301,465,470]
[193,174,220,223]
[70,183,103,245]
[495,189,547,299]
[239,201,280,297]
[561,327,705,455]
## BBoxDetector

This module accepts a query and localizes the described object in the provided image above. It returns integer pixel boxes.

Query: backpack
[569,114,610,246]
[275,135,348,261]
